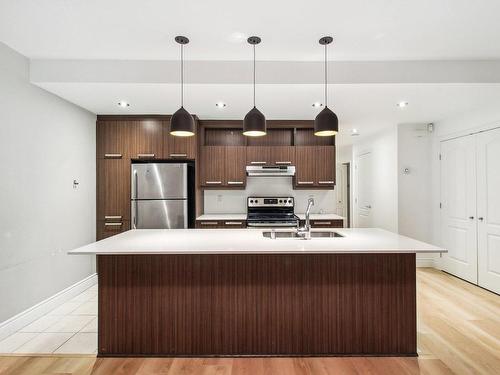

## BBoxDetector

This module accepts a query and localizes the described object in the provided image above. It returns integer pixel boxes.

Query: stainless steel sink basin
[262,230,343,239]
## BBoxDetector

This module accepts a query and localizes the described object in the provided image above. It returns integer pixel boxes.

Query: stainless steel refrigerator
[131,163,191,229]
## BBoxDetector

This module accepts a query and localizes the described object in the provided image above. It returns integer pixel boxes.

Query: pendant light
[170,36,195,137]
[314,36,338,137]
[243,36,266,137]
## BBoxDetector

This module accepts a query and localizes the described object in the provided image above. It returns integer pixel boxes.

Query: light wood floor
[1,268,499,375]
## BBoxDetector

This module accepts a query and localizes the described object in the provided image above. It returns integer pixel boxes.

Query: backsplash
[204,177,336,214]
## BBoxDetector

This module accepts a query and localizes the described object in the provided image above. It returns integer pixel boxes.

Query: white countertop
[69,228,445,255]
[196,213,344,221]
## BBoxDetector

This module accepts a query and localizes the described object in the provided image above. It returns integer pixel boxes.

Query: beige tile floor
[0,284,98,354]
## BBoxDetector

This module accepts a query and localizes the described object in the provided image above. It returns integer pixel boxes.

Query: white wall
[0,42,96,322]
[397,124,432,242]
[352,127,398,232]
[204,178,336,214]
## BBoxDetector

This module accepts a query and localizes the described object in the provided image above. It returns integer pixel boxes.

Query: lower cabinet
[196,220,247,229]
[300,219,344,228]
[97,220,130,240]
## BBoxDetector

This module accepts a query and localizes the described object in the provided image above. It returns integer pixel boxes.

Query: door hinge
[439,153,442,160]
[439,202,442,209]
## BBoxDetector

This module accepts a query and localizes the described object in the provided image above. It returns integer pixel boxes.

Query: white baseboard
[416,258,436,268]
[0,273,97,341]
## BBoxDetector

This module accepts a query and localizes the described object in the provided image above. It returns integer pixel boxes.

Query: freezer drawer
[132,200,188,229]
[131,163,187,199]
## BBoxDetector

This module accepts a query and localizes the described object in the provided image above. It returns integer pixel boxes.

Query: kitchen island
[69,228,445,357]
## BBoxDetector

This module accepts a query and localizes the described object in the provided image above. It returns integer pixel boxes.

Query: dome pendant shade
[243,106,266,137]
[314,106,338,136]
[170,106,195,137]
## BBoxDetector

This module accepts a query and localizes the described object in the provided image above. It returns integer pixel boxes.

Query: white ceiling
[2,0,500,146]
[2,0,500,60]
[37,82,500,145]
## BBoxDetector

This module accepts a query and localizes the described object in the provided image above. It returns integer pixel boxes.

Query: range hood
[246,165,296,177]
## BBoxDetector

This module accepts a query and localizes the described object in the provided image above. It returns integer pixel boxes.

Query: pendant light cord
[324,43,328,107]
[180,43,184,107]
[253,44,256,107]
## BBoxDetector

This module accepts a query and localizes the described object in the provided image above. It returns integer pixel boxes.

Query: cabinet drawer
[196,220,222,228]
[221,220,246,228]
[310,219,344,228]
[97,220,130,240]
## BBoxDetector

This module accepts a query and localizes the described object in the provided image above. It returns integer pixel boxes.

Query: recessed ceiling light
[216,102,227,108]
[397,101,408,108]
[312,102,323,108]
[118,101,130,108]
[351,128,360,136]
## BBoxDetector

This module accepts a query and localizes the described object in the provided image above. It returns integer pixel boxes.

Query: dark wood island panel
[97,254,416,357]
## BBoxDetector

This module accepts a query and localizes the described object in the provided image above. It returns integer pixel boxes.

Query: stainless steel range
[246,196,299,228]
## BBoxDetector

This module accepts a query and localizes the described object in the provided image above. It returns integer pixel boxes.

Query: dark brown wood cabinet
[201,146,246,188]
[308,219,343,228]
[246,146,271,166]
[315,146,336,187]
[97,220,130,239]
[294,146,335,188]
[200,146,225,187]
[195,220,247,228]
[97,158,130,222]
[164,120,197,159]
[294,146,317,187]
[129,119,163,160]
[96,120,133,159]
[225,146,246,186]
[271,146,295,165]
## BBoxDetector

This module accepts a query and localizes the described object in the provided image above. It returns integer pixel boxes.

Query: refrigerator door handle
[133,169,138,229]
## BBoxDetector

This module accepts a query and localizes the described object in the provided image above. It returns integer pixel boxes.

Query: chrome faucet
[297,198,315,239]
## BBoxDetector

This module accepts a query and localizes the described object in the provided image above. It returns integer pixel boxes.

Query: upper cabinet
[130,119,163,160]
[96,120,133,159]
[198,122,335,190]
[97,118,163,160]
[295,146,335,188]
[163,119,197,159]
[200,146,246,188]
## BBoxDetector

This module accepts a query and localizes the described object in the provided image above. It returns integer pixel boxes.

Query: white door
[440,136,478,284]
[356,152,373,227]
[336,164,348,225]
[477,128,500,294]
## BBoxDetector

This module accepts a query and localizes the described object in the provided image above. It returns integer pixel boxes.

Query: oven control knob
[255,199,258,203]
[279,199,282,203]
[250,200,254,203]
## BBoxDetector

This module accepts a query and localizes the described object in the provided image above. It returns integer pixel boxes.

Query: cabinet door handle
[200,222,218,225]
[314,221,331,225]
[297,181,314,185]
[250,161,266,165]
[205,181,222,185]
[170,153,187,157]
[275,161,292,165]
[318,181,335,184]
[478,217,484,221]
[104,215,122,220]
[137,153,155,158]
[104,222,123,227]
[225,221,243,225]
[104,153,122,159]
[227,181,244,185]
[469,216,475,220]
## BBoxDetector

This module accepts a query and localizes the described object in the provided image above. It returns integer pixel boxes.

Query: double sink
[262,230,343,240]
